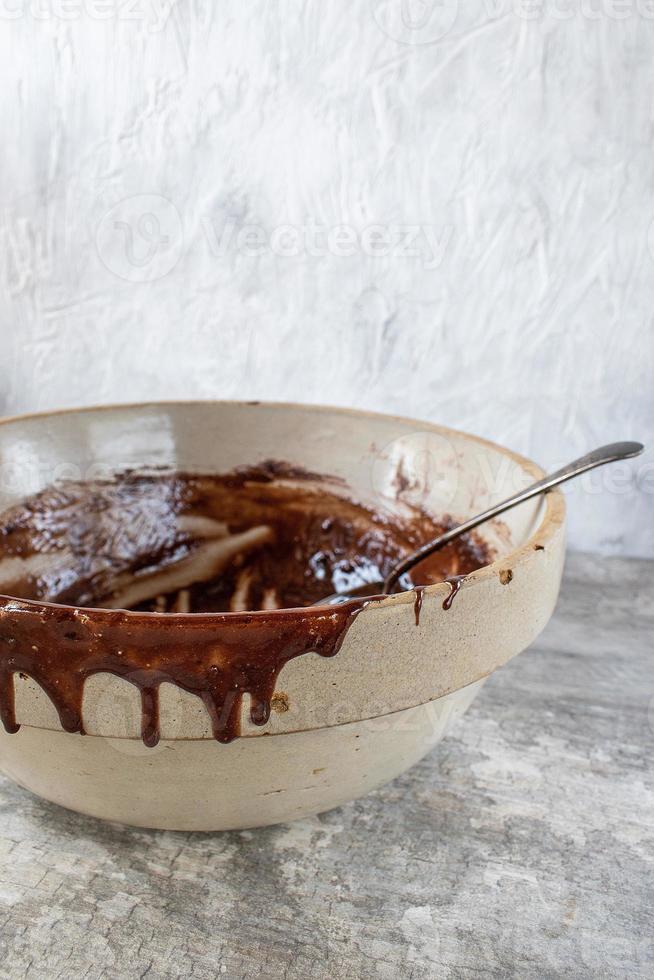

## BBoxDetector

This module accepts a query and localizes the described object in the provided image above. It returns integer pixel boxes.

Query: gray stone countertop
[0,552,652,979]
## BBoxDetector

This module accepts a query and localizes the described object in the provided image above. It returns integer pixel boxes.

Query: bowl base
[0,681,484,831]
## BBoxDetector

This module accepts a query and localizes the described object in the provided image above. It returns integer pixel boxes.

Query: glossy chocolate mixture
[0,462,490,744]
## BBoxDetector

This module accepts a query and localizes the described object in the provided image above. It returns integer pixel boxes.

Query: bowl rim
[0,399,566,621]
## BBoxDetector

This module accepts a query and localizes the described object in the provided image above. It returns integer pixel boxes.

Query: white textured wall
[0,2,652,556]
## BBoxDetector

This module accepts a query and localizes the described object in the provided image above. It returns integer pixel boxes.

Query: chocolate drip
[413,586,426,626]
[0,597,370,744]
[442,575,465,611]
[0,664,18,734]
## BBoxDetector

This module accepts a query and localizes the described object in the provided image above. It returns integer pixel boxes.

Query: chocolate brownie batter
[0,462,490,744]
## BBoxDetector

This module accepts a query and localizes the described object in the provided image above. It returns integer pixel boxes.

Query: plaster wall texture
[0,2,652,554]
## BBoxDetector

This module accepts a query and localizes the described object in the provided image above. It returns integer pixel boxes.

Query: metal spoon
[318,441,644,605]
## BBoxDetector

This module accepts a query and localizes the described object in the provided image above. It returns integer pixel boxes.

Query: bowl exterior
[0,681,484,830]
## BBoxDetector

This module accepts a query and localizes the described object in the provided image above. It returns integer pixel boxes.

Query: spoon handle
[383,441,644,593]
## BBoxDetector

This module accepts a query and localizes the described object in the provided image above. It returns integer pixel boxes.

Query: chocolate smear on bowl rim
[0,597,375,746]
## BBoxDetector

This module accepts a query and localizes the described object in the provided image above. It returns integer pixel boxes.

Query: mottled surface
[0,6,652,557]
[0,551,651,979]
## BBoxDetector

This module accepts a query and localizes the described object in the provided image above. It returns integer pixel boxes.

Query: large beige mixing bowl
[0,402,565,830]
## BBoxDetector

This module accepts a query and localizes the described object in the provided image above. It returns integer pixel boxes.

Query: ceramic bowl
[0,402,565,830]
